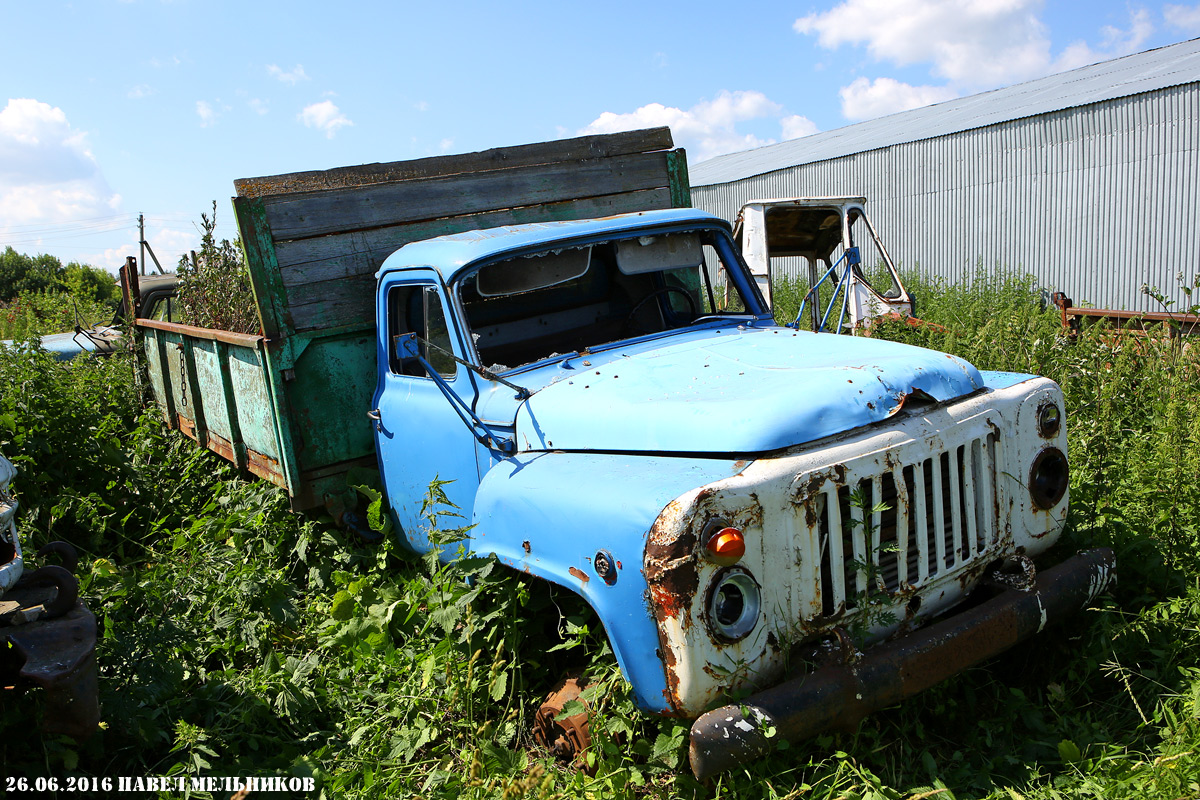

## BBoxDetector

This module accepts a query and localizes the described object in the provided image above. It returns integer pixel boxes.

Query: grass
[2,269,1200,799]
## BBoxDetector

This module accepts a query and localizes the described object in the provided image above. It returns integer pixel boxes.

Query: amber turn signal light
[705,527,746,566]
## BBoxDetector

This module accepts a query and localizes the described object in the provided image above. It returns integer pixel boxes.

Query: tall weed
[175,202,259,334]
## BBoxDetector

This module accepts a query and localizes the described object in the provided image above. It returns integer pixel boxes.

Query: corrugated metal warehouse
[689,38,1200,312]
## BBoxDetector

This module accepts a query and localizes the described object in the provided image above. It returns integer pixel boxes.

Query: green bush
[175,203,260,334]
[0,289,119,339]
[0,246,120,339]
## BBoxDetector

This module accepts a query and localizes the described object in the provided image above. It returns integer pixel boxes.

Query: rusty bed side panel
[141,323,288,483]
[1052,292,1200,337]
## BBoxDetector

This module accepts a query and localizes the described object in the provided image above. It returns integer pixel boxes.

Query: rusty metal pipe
[688,548,1116,780]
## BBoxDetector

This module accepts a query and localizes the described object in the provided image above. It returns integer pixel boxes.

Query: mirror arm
[395,333,517,453]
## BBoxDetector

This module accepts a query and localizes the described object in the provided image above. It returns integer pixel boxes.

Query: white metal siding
[693,83,1200,311]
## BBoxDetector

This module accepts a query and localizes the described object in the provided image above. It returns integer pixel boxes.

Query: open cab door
[734,197,913,331]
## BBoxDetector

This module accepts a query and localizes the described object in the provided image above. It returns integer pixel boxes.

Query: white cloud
[796,0,1156,120]
[127,84,155,100]
[796,0,1055,87]
[580,90,812,162]
[267,64,309,85]
[1056,9,1155,71]
[196,100,217,127]
[0,99,120,226]
[439,138,454,152]
[1165,3,1200,34]
[839,77,958,120]
[248,98,269,115]
[414,100,430,112]
[299,100,352,138]
[780,114,819,140]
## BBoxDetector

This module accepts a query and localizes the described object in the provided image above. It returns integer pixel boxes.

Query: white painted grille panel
[810,430,1001,618]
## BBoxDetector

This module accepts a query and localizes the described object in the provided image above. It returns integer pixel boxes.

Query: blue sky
[3,0,1199,274]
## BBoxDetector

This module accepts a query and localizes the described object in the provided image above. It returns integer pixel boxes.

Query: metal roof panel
[691,37,1200,186]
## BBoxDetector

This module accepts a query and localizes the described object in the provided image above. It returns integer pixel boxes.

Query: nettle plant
[176,202,259,335]
[1142,271,1200,334]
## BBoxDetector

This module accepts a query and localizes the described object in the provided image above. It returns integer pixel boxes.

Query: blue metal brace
[792,247,859,333]
[395,333,516,453]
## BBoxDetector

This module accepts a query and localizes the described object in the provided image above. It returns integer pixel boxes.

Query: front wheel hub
[532,675,592,764]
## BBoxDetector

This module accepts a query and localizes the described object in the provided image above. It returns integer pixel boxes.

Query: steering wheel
[624,286,699,335]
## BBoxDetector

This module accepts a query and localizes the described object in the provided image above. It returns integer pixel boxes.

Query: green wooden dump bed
[135,128,690,510]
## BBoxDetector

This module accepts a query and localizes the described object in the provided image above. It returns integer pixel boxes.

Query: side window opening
[146,296,178,322]
[387,284,457,378]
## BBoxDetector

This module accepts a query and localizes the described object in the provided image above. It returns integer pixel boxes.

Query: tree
[0,247,64,299]
[0,247,119,305]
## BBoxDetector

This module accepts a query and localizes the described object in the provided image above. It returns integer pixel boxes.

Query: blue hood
[513,326,984,454]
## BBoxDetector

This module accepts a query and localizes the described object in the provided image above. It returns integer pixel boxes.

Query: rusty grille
[814,431,1000,618]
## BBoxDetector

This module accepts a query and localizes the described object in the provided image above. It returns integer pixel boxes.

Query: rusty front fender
[688,548,1116,780]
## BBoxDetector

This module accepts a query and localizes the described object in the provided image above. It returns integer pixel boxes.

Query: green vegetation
[0,247,120,339]
[2,270,1199,799]
[174,203,259,335]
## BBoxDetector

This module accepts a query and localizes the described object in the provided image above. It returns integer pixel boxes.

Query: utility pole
[138,213,165,275]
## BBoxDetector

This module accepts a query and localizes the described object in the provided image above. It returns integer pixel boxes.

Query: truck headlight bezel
[705,566,761,642]
[1037,402,1062,438]
[1030,447,1069,509]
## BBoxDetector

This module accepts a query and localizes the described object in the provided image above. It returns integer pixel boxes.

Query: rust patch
[645,498,702,713]
[792,464,848,511]
[888,388,937,417]
[176,413,197,440]
[954,558,992,592]
[568,566,590,584]
[649,584,688,622]
[804,497,820,529]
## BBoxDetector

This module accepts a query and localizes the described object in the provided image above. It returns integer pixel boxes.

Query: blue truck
[132,128,1114,777]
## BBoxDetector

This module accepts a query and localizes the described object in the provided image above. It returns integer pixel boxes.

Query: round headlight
[705,567,761,641]
[1037,402,1062,438]
[1030,447,1069,509]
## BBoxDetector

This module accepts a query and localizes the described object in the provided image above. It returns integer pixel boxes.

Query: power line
[0,215,134,235]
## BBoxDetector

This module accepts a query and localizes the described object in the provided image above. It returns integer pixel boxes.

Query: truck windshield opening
[457,231,751,371]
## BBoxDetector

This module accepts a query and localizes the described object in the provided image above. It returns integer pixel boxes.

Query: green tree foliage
[0,246,121,337]
[0,246,118,305]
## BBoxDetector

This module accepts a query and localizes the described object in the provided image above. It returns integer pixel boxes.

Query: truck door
[372,276,482,554]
